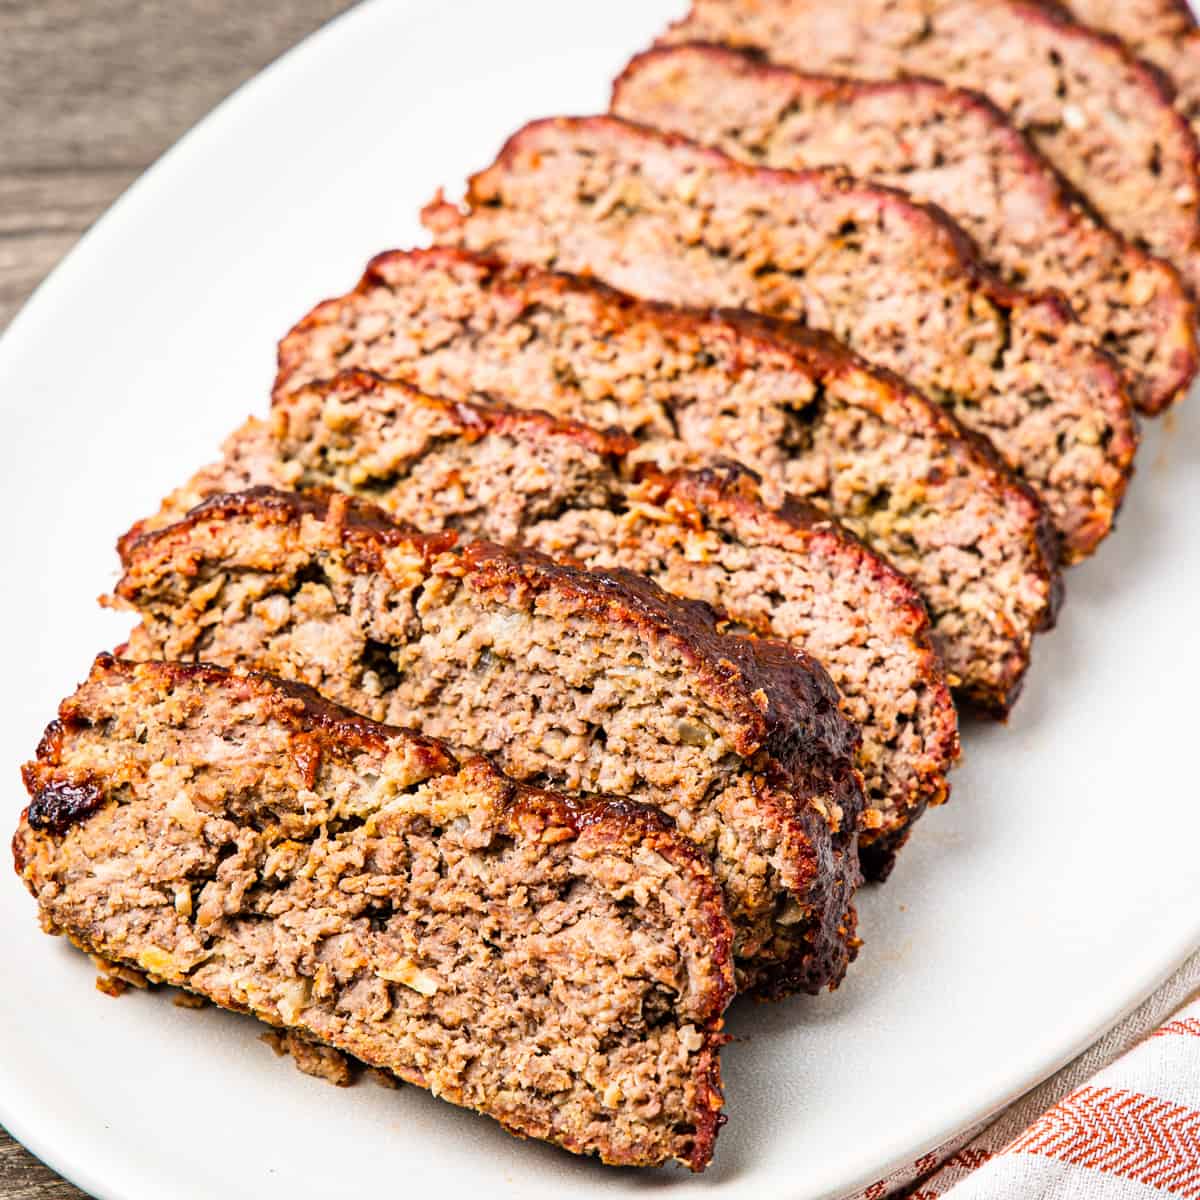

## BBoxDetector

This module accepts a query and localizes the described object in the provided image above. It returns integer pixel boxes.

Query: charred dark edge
[24,777,107,836]
[118,489,862,782]
[638,459,962,856]
[114,496,864,990]
[748,887,861,1000]
[459,540,862,770]
[859,824,914,883]
[145,357,951,868]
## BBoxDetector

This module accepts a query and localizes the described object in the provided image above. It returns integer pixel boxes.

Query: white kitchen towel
[851,951,1200,1198]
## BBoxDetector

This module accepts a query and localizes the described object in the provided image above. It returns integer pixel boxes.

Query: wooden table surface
[0,5,355,1192]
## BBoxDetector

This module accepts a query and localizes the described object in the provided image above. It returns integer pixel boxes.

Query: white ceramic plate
[2,3,1198,1197]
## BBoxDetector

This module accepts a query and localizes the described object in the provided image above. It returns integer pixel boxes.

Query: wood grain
[0,4,356,1192]
[0,0,355,330]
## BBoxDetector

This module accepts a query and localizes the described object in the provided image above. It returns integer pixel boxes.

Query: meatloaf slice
[113,489,865,997]
[421,117,1136,565]
[132,371,959,879]
[1057,0,1200,145]
[530,466,955,882]
[274,248,1060,713]
[612,43,1198,417]
[1064,0,1194,40]
[14,655,733,1170]
[657,0,1200,297]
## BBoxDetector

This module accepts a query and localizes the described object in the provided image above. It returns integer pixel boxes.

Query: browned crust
[1050,0,1198,49]
[138,361,953,876]
[449,114,1120,327]
[689,308,1068,595]
[115,490,863,993]
[612,41,1200,415]
[17,656,733,1170]
[25,655,735,861]
[287,247,1077,516]
[641,461,961,878]
[457,534,867,935]
[438,117,1014,298]
[119,380,637,559]
[118,488,861,774]
[456,542,863,773]
[123,485,456,563]
[21,659,741,1024]
[303,367,639,461]
[657,0,1200,292]
[279,245,987,403]
[420,117,1135,564]
[1059,0,1197,36]
[296,370,638,460]
[281,250,1064,596]
[276,247,1063,711]
[1011,0,1200,179]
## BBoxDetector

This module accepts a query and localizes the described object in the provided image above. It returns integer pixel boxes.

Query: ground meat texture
[1058,0,1200,156]
[525,467,956,882]
[260,1030,359,1087]
[14,656,734,1170]
[421,118,1136,566]
[1065,0,1195,40]
[113,491,865,997]
[612,44,1198,418]
[274,248,1060,713]
[132,371,959,880]
[125,380,635,556]
[657,0,1200,298]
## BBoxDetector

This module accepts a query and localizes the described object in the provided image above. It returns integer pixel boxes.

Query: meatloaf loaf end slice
[421,117,1136,564]
[612,42,1198,416]
[113,489,865,997]
[14,655,733,1170]
[133,371,959,879]
[657,0,1200,297]
[274,248,1061,714]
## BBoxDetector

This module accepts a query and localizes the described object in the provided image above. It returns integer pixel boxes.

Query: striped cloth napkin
[852,951,1200,1199]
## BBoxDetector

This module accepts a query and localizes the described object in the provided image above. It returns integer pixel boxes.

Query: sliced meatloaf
[421,117,1136,565]
[274,248,1060,713]
[1064,0,1194,40]
[657,0,1200,297]
[14,655,733,1170]
[133,371,960,879]
[1167,46,1200,163]
[127,382,637,554]
[612,43,1198,417]
[1055,1,1194,84]
[112,489,865,997]
[1060,0,1200,172]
